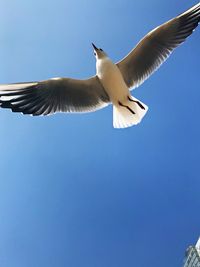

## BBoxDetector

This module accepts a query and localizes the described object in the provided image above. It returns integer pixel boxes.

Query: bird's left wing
[117,3,200,90]
[0,76,110,116]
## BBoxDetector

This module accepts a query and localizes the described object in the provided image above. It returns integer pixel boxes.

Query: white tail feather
[113,96,148,128]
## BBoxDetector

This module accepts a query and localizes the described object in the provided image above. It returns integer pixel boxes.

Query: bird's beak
[92,43,98,51]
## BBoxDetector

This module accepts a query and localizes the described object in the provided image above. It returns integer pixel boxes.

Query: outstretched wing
[117,3,200,90]
[0,76,110,115]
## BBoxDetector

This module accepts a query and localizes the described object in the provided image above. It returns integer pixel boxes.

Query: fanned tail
[113,96,148,128]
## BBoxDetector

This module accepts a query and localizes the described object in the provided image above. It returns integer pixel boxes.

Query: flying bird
[0,3,200,128]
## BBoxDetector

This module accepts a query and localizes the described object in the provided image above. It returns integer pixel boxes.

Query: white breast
[96,58,129,105]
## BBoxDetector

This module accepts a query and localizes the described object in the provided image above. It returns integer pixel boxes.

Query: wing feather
[117,3,200,89]
[0,77,110,115]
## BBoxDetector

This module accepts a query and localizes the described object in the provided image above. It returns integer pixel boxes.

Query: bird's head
[92,43,107,60]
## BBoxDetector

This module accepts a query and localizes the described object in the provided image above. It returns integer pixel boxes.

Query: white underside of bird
[0,2,200,128]
[96,57,148,128]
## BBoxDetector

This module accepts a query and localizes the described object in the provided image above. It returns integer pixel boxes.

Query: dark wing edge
[117,3,200,89]
[0,77,110,116]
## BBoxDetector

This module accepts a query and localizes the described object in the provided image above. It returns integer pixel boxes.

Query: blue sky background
[0,0,200,266]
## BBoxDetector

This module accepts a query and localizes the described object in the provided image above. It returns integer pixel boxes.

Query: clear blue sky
[0,1,200,266]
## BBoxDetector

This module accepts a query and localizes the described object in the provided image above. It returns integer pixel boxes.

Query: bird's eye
[100,48,103,51]
[94,52,96,56]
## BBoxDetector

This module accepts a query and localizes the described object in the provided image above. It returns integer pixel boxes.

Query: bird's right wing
[117,3,200,90]
[0,76,110,116]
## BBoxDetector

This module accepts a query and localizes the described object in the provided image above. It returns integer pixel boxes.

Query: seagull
[0,3,200,128]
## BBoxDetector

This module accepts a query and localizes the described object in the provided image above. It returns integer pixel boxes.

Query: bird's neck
[96,57,115,78]
[96,57,112,67]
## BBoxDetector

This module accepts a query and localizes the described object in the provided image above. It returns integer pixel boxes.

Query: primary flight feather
[0,3,200,128]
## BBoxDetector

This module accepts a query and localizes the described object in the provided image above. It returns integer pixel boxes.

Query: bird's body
[96,56,148,127]
[0,3,200,128]
[96,57,129,105]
